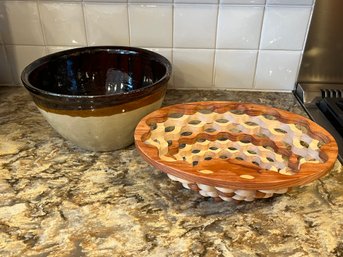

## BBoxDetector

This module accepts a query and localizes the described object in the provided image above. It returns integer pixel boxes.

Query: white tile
[174,4,217,48]
[47,46,77,54]
[129,4,172,48]
[254,50,302,91]
[39,2,86,46]
[214,50,257,89]
[173,49,214,89]
[145,48,172,64]
[0,45,13,85]
[260,6,312,50]
[221,0,265,4]
[84,4,129,46]
[0,1,44,45]
[44,0,82,1]
[267,0,314,5]
[84,0,126,2]
[6,45,46,84]
[129,0,172,3]
[175,0,217,3]
[217,6,264,49]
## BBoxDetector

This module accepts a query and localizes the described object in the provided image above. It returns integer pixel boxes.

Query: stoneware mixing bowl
[21,46,172,151]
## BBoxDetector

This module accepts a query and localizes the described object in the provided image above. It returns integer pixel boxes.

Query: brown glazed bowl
[21,46,172,151]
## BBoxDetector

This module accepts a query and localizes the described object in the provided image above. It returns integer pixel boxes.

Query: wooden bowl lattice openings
[134,102,338,201]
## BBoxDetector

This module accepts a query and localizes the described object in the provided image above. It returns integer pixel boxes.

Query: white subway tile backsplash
[254,50,302,90]
[39,2,86,46]
[220,0,265,4]
[145,48,172,63]
[84,0,126,2]
[43,0,82,1]
[267,0,314,5]
[173,49,214,88]
[174,4,217,48]
[129,4,172,48]
[0,1,44,45]
[0,1,313,90]
[84,3,129,46]
[214,50,257,89]
[217,6,264,49]
[5,45,46,84]
[129,0,172,3]
[175,0,218,4]
[260,6,312,50]
[0,44,13,84]
[47,46,76,54]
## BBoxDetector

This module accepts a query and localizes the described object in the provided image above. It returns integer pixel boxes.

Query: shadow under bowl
[21,46,172,151]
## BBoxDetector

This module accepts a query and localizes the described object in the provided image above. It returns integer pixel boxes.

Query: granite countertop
[0,86,342,257]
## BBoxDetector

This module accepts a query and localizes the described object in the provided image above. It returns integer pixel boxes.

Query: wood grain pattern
[134,101,338,190]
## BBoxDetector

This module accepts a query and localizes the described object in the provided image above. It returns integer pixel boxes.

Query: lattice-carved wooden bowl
[134,102,338,202]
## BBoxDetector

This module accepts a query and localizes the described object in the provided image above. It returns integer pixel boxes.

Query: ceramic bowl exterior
[22,46,171,151]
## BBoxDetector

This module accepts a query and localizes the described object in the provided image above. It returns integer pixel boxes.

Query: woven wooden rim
[167,174,289,202]
[134,101,338,190]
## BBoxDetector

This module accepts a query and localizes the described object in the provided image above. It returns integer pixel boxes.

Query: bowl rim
[21,46,172,100]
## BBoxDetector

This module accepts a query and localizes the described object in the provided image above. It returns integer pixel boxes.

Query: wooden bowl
[134,102,338,202]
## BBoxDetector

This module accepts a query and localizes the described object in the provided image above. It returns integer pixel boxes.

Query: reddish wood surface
[134,101,338,190]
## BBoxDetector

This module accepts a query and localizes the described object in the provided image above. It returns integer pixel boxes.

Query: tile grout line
[127,1,131,46]
[1,44,15,85]
[0,2,15,85]
[81,2,90,46]
[251,3,267,90]
[5,46,18,85]
[211,2,219,89]
[169,0,175,88]
[162,86,293,92]
[36,0,48,54]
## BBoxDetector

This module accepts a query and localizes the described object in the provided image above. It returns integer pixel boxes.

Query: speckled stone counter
[0,87,342,257]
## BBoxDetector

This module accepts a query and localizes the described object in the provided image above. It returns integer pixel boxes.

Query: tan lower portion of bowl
[38,98,164,151]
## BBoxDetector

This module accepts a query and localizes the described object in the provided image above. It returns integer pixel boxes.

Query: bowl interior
[26,48,169,96]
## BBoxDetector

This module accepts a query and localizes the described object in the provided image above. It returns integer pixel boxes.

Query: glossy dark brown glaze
[21,46,171,111]
[35,86,166,117]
